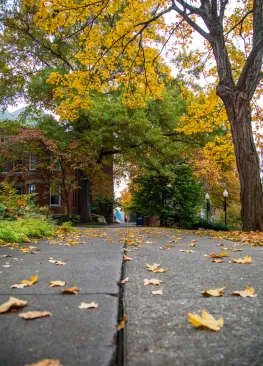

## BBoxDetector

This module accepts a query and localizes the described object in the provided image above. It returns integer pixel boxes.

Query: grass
[0,218,56,243]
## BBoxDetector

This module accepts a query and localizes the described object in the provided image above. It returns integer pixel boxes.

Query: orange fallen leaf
[232,287,257,298]
[11,283,29,289]
[212,259,225,263]
[144,279,163,286]
[123,254,132,261]
[78,301,98,309]
[208,253,231,258]
[146,263,160,271]
[21,275,38,286]
[201,287,225,297]
[62,287,80,295]
[49,281,66,287]
[0,297,28,313]
[152,290,163,295]
[232,255,252,264]
[117,314,127,331]
[25,360,62,366]
[120,277,129,284]
[19,311,52,319]
[188,309,224,331]
[180,249,195,253]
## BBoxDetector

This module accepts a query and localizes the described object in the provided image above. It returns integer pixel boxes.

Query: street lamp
[223,189,228,226]
[205,193,210,221]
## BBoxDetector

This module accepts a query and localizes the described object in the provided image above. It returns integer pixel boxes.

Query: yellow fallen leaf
[212,259,225,263]
[232,287,257,298]
[146,263,160,271]
[19,311,52,319]
[233,248,242,252]
[123,248,132,252]
[21,275,38,286]
[49,281,66,287]
[208,253,231,258]
[180,249,195,253]
[78,301,98,309]
[0,297,28,313]
[152,268,168,273]
[221,247,231,250]
[123,254,133,261]
[117,314,127,331]
[232,255,252,264]
[25,360,62,366]
[144,279,163,286]
[201,287,225,297]
[152,290,163,295]
[120,277,129,284]
[160,245,173,250]
[62,287,80,295]
[188,309,224,331]
[11,283,29,289]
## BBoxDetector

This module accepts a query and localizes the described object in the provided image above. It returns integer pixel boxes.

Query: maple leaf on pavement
[232,287,257,297]
[144,279,163,286]
[201,287,225,297]
[0,297,28,313]
[188,309,224,331]
[19,311,52,319]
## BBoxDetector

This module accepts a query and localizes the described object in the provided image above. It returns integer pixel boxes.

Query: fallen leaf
[188,243,197,247]
[78,301,98,309]
[0,297,28,313]
[212,259,225,263]
[180,249,195,253]
[55,261,66,266]
[146,263,160,271]
[123,248,132,252]
[25,360,62,366]
[232,255,252,264]
[19,311,52,319]
[123,254,132,261]
[144,279,163,286]
[21,275,38,286]
[0,254,12,258]
[62,286,80,295]
[208,253,231,258]
[188,309,224,331]
[120,277,129,284]
[233,248,242,252]
[2,264,12,268]
[160,245,173,250]
[117,314,127,331]
[232,287,258,298]
[191,240,197,243]
[152,290,163,295]
[11,284,29,289]
[216,243,224,247]
[49,281,66,287]
[201,287,225,297]
[153,268,168,273]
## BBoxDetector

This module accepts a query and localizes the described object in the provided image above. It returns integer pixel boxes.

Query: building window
[50,185,61,206]
[16,187,23,195]
[29,154,37,171]
[13,159,24,172]
[0,165,8,174]
[28,184,36,195]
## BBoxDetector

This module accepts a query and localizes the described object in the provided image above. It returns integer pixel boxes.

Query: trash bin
[136,213,144,226]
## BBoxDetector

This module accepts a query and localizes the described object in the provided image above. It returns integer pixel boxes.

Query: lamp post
[205,193,210,221]
[223,189,228,226]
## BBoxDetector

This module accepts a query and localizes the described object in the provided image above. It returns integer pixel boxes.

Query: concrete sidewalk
[0,228,124,366]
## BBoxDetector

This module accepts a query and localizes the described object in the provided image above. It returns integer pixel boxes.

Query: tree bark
[217,88,263,231]
[79,172,93,223]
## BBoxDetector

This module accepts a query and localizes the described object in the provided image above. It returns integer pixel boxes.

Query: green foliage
[0,218,56,243]
[190,218,229,231]
[58,221,75,233]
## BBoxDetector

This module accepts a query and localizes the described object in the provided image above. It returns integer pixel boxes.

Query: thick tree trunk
[79,172,93,223]
[219,90,263,231]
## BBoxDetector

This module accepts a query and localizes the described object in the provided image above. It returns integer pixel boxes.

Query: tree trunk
[79,172,93,223]
[219,89,263,231]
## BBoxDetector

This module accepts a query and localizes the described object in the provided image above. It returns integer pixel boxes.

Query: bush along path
[0,227,263,365]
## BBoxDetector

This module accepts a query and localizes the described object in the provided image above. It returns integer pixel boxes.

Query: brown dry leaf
[146,263,160,271]
[62,287,80,295]
[188,309,224,331]
[232,287,258,298]
[144,279,163,286]
[19,311,52,319]
[120,277,129,284]
[49,281,66,287]
[153,268,168,273]
[212,259,225,263]
[117,314,127,331]
[160,245,173,250]
[180,249,195,253]
[11,284,29,289]
[123,254,132,261]
[232,255,252,264]
[78,301,98,309]
[201,287,225,297]
[216,243,224,247]
[152,290,163,295]
[0,297,28,313]
[21,275,38,286]
[208,253,231,258]
[25,360,62,366]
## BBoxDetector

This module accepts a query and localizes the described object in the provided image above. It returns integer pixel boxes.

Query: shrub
[189,218,229,231]
[57,221,75,234]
